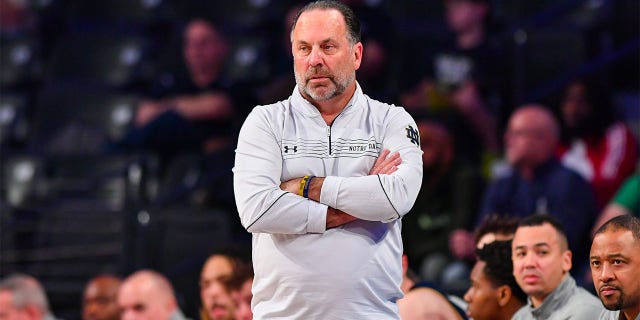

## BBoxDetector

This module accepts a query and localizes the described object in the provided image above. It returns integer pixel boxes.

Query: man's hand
[279,148,402,228]
[326,207,357,229]
[369,149,402,175]
[279,178,301,195]
[279,149,401,194]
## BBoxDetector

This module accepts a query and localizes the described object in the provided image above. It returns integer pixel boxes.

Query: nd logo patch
[405,125,420,147]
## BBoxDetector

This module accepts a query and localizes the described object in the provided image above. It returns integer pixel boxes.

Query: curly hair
[476,240,527,303]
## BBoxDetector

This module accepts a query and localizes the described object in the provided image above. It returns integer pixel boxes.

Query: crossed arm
[233,107,423,235]
[279,149,402,228]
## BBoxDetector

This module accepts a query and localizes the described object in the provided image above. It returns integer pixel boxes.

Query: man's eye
[591,260,600,267]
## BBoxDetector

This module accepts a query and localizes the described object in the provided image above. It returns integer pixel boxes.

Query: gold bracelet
[298,175,310,197]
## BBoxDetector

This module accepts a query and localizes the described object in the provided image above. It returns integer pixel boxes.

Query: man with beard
[590,215,640,320]
[233,1,422,318]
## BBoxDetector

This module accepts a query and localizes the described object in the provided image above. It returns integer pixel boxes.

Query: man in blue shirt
[451,105,598,277]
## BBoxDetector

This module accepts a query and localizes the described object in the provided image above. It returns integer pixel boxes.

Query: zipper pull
[326,126,330,136]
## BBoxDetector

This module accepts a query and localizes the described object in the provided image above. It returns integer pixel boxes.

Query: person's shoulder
[572,285,602,304]
[511,304,530,320]
[552,159,591,183]
[597,309,620,320]
[242,98,293,126]
[363,94,416,123]
[566,285,604,317]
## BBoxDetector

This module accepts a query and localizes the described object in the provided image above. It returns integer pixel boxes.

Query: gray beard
[295,70,354,102]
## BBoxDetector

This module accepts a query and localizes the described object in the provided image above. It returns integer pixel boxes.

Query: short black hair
[291,0,361,45]
[517,214,569,250]
[477,240,527,304]
[594,214,640,241]
[474,214,520,245]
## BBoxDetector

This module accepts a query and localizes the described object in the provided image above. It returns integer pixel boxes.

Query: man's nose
[522,253,536,268]
[308,46,324,67]
[598,263,615,282]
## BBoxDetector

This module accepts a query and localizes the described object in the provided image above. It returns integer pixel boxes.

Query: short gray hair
[291,0,361,45]
[0,273,51,314]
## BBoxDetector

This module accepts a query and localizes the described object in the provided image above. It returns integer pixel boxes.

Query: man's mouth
[522,274,540,284]
[599,285,619,297]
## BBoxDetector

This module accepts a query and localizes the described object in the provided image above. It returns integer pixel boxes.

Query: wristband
[298,175,310,197]
[303,176,315,198]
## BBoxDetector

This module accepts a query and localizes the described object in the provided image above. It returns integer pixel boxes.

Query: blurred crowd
[1,0,638,319]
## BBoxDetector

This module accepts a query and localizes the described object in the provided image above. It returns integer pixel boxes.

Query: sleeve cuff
[319,176,343,208]
[307,202,327,234]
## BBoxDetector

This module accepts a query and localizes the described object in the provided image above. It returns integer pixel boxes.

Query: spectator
[590,214,640,320]
[453,105,598,274]
[82,275,122,320]
[0,273,57,320]
[199,254,238,320]
[398,215,519,320]
[400,0,507,162]
[556,77,639,210]
[463,240,526,320]
[398,252,468,320]
[224,259,254,320]
[511,215,602,319]
[593,171,640,234]
[398,284,467,320]
[402,117,484,274]
[114,17,255,169]
[117,270,188,320]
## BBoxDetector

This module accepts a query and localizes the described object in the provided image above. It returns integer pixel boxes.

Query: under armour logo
[405,125,420,147]
[284,145,298,153]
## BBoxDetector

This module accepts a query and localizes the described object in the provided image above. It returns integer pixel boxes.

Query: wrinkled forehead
[292,9,348,41]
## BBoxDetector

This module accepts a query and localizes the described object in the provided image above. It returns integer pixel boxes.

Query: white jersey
[233,84,423,319]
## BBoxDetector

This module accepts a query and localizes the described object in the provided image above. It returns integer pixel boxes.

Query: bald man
[476,105,598,269]
[82,275,122,320]
[117,270,188,320]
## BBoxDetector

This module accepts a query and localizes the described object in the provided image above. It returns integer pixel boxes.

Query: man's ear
[562,250,572,273]
[353,42,363,71]
[497,285,512,307]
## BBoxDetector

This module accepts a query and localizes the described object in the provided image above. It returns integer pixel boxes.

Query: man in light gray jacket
[511,214,603,319]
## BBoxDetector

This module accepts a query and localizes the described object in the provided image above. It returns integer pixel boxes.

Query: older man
[233,0,422,318]
[591,215,640,320]
[0,274,57,320]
